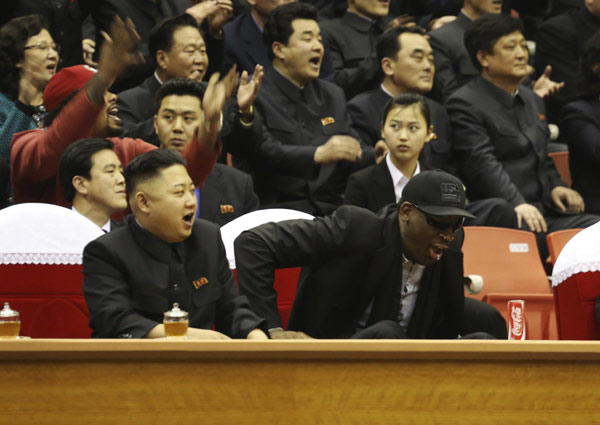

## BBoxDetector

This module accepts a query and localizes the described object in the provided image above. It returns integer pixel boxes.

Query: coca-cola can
[508,300,526,340]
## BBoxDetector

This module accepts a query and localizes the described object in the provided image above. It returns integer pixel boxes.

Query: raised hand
[96,16,144,86]
[237,64,264,113]
[532,65,565,99]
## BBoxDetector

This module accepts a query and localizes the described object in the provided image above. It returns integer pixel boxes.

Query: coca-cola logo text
[511,306,523,336]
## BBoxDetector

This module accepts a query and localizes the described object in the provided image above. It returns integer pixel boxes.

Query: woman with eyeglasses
[0,14,59,162]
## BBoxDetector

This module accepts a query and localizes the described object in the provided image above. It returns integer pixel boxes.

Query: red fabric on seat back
[0,264,91,338]
[554,272,600,340]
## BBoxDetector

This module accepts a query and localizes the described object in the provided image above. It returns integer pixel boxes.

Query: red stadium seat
[0,203,103,338]
[462,226,557,339]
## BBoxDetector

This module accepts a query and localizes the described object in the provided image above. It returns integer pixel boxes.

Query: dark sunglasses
[412,204,464,233]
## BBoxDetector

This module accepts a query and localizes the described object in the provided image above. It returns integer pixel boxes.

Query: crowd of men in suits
[1,0,600,340]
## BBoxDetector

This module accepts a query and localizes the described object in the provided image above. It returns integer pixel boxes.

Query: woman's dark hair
[0,15,50,100]
[578,30,600,98]
[382,93,432,128]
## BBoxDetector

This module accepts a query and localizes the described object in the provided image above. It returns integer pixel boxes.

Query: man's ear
[135,191,150,214]
[399,201,413,221]
[381,57,394,77]
[476,50,489,70]
[153,114,159,135]
[156,50,168,70]
[272,41,285,61]
[72,176,88,196]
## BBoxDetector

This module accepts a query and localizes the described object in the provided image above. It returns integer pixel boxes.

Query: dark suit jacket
[535,6,600,122]
[234,204,465,339]
[116,76,262,158]
[344,157,396,212]
[83,215,266,338]
[428,12,478,103]
[222,12,334,80]
[252,67,373,215]
[559,98,600,214]
[200,163,259,226]
[347,86,456,173]
[320,11,385,99]
[446,76,565,210]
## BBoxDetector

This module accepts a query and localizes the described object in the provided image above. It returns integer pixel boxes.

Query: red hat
[43,65,97,112]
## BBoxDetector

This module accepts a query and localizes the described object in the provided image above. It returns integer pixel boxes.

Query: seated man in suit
[117,13,263,156]
[83,148,269,339]
[345,93,516,228]
[235,169,506,339]
[59,138,126,232]
[11,17,228,207]
[253,2,375,215]
[446,14,599,259]
[154,78,260,226]
[428,0,503,102]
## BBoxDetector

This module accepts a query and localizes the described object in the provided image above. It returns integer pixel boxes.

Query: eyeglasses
[24,42,60,54]
[412,203,464,233]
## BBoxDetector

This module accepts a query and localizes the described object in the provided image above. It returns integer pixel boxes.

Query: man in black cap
[234,169,506,339]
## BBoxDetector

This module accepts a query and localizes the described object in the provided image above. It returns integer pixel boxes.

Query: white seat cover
[220,208,314,269]
[0,203,104,265]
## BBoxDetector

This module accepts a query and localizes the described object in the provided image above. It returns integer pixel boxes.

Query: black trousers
[351,298,504,340]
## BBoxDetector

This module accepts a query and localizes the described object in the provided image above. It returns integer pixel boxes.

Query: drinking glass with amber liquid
[0,302,20,339]
[163,303,188,338]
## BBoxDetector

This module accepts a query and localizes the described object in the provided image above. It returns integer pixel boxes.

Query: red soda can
[508,300,526,340]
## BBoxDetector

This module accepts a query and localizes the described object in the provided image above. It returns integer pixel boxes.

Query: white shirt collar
[71,206,111,232]
[385,155,420,203]
[380,83,394,98]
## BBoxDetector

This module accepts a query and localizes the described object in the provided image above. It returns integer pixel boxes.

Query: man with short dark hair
[235,169,505,339]
[223,0,335,80]
[253,2,374,215]
[83,148,269,339]
[154,78,259,226]
[117,13,263,151]
[446,14,599,257]
[59,138,125,232]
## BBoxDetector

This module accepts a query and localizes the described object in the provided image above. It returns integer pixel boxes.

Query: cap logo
[440,183,460,203]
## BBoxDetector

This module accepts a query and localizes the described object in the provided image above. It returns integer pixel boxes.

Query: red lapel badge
[220,204,234,214]
[321,117,335,126]
[193,277,209,289]
[538,113,546,122]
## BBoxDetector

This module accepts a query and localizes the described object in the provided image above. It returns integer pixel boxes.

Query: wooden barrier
[1,339,600,424]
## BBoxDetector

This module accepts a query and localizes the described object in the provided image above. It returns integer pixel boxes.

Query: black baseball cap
[400,170,475,218]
